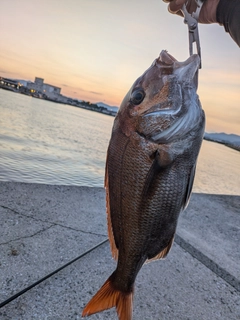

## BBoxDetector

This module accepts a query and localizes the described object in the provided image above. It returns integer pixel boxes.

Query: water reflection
[194,140,240,195]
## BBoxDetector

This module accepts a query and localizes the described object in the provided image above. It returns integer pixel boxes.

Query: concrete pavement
[0,182,239,319]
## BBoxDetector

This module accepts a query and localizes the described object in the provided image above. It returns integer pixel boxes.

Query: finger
[168,0,186,13]
[168,4,184,16]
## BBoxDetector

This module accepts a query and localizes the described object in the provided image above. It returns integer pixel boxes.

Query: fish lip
[158,52,200,88]
[151,50,177,68]
[174,54,200,68]
[173,54,200,88]
[158,50,177,65]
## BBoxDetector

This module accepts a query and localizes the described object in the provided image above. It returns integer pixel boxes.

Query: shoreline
[203,137,240,152]
[0,86,117,117]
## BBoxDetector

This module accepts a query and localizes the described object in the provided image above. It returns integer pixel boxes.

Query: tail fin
[82,275,133,320]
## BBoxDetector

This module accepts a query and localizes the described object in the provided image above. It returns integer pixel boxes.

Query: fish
[82,50,205,320]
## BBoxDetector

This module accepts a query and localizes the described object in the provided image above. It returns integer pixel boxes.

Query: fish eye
[130,88,145,105]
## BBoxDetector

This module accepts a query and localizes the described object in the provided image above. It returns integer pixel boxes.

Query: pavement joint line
[0,239,109,309]
[0,225,54,246]
[175,234,240,292]
[0,204,106,238]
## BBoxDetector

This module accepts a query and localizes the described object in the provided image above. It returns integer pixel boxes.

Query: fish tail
[82,273,133,320]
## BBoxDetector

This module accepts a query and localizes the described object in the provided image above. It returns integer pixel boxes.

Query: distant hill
[204,132,240,151]
[96,102,118,113]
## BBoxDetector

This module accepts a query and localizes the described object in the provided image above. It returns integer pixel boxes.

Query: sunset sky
[1,0,239,134]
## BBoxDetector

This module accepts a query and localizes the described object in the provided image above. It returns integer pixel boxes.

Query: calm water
[0,89,239,195]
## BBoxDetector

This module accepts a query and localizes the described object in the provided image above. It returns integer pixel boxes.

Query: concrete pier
[0,182,239,319]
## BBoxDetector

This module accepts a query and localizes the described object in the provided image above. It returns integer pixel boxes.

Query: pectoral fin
[142,148,173,199]
[182,164,196,210]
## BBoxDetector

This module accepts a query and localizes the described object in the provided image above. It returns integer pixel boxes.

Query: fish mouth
[157,50,200,71]
[157,50,200,90]
[152,51,200,87]
[143,52,200,119]
[172,53,200,89]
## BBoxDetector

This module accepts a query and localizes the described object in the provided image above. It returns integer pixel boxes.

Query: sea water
[0,89,239,195]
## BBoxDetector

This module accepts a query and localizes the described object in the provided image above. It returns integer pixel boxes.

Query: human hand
[163,0,220,24]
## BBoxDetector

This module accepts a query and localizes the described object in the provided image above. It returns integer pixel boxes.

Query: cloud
[0,69,13,75]
[89,91,102,96]
[70,86,102,96]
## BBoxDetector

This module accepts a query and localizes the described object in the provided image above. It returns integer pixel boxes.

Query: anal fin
[105,162,118,260]
[146,236,175,263]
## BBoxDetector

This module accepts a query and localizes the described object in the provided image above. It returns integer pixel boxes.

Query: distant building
[0,77,20,91]
[27,77,63,101]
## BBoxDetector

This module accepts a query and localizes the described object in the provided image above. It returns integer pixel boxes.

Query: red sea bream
[82,50,205,320]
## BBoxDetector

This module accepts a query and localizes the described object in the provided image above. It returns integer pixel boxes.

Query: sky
[0,0,239,134]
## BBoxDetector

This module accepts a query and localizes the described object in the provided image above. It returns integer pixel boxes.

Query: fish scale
[82,50,205,320]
